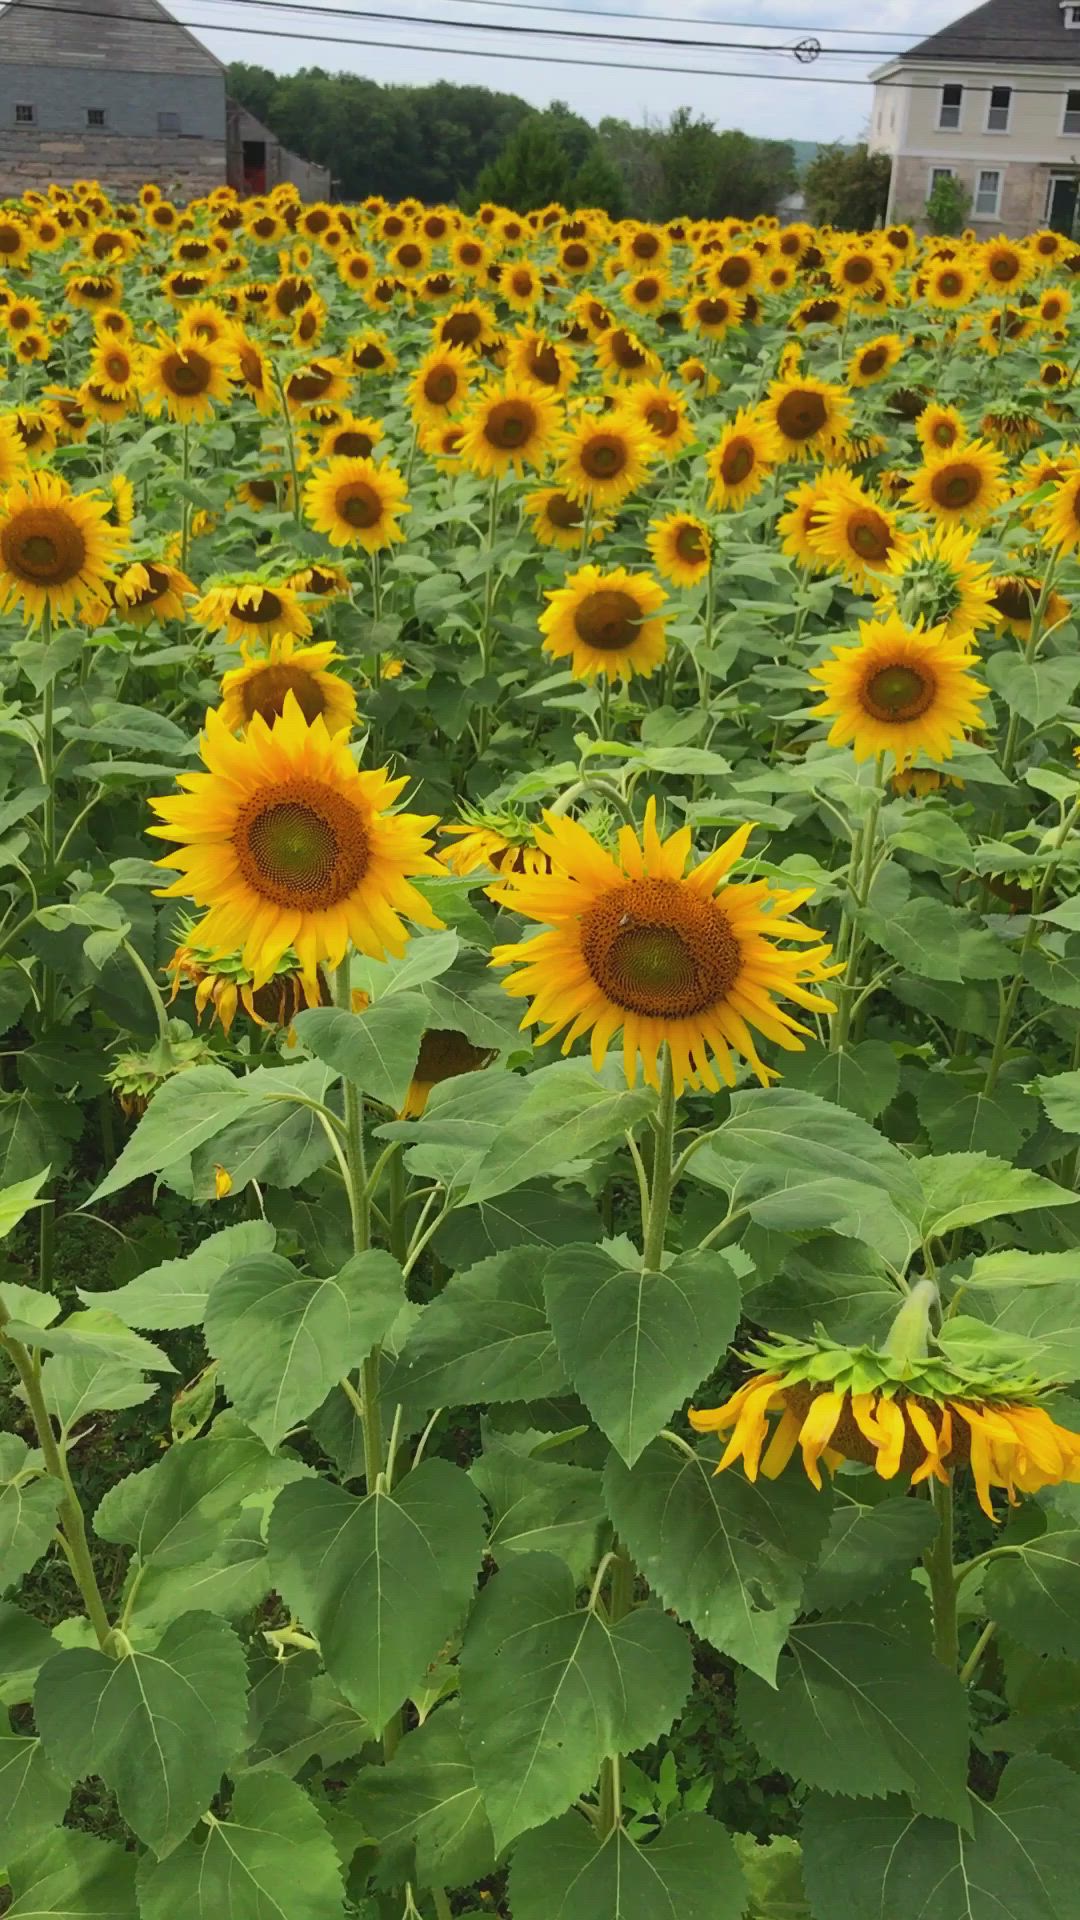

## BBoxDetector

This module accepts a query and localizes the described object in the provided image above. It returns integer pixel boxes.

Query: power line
[6,0,1080,96]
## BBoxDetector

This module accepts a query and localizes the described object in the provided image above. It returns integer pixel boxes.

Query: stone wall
[888,151,1052,237]
[0,131,226,200]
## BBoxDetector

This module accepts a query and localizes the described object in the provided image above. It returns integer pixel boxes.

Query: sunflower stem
[642,1047,677,1270]
[476,473,501,755]
[180,422,191,571]
[597,1550,635,1835]
[984,794,1080,1094]
[959,1618,997,1686]
[121,939,171,1047]
[334,957,381,1493]
[0,1303,114,1653]
[830,756,886,1051]
[925,1475,959,1671]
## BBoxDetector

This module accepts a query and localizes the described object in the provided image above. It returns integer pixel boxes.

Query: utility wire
[6,0,1080,96]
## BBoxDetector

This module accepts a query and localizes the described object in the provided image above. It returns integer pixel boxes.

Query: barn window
[87,108,106,127]
[158,111,181,133]
[14,104,35,124]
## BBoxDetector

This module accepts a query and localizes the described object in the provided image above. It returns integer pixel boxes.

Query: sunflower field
[3,177,1080,1920]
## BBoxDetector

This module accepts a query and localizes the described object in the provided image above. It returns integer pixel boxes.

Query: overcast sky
[173,0,966,143]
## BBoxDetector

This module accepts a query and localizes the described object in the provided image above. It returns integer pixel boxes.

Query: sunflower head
[218,638,357,737]
[491,799,838,1095]
[690,1325,1080,1517]
[458,377,561,479]
[876,524,999,641]
[646,511,712,588]
[906,438,1008,527]
[165,917,316,1037]
[764,374,851,460]
[556,406,655,510]
[302,454,410,552]
[193,578,312,650]
[810,613,987,768]
[539,562,669,685]
[0,468,123,627]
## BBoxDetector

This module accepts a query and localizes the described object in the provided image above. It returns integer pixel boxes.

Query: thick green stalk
[642,1048,677,1270]
[334,960,381,1491]
[984,796,1080,1093]
[597,1551,636,1833]
[0,1307,113,1651]
[925,1476,959,1670]
[830,758,886,1051]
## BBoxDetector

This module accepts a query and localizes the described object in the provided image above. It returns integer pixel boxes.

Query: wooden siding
[0,0,223,75]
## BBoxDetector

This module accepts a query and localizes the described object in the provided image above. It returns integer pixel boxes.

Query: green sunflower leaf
[0,1726,71,1861]
[346,1703,495,1889]
[134,1772,346,1920]
[387,1245,568,1412]
[509,1809,748,1920]
[984,1531,1080,1661]
[3,1829,139,1919]
[293,995,429,1112]
[0,1436,63,1596]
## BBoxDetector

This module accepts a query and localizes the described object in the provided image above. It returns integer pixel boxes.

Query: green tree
[596,118,664,218]
[654,111,795,220]
[474,116,574,213]
[925,172,971,236]
[804,141,892,230]
[572,143,628,220]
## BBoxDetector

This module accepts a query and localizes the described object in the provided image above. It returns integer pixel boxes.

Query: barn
[0,0,330,200]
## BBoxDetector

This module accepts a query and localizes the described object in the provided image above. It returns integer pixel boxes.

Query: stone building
[869,0,1080,238]
[0,0,330,200]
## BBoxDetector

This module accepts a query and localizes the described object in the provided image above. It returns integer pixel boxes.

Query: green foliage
[804,141,892,228]
[925,171,972,235]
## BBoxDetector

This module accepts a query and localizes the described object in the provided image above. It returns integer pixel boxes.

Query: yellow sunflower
[626,381,696,461]
[1038,286,1072,330]
[407,343,475,427]
[317,415,384,462]
[507,327,578,396]
[0,468,122,627]
[556,407,655,511]
[916,404,968,457]
[303,456,410,553]
[1039,470,1080,555]
[689,1329,1080,1519]
[524,485,606,551]
[847,332,904,387]
[906,439,1008,528]
[810,473,909,589]
[193,579,312,650]
[761,375,851,462]
[538,563,668,684]
[809,614,987,767]
[981,237,1032,294]
[876,524,1000,641]
[491,800,837,1095]
[286,561,350,601]
[458,378,561,479]
[285,357,351,413]
[231,332,278,416]
[500,259,543,313]
[707,407,781,511]
[0,418,28,487]
[439,813,554,887]
[681,289,743,339]
[622,269,671,317]
[436,299,499,356]
[922,260,976,310]
[594,325,661,385]
[218,638,356,736]
[646,511,712,589]
[149,697,442,997]
[988,574,1071,641]
[144,334,233,424]
[111,559,195,627]
[776,473,835,573]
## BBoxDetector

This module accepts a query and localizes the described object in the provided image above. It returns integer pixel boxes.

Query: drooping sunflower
[439,811,554,887]
[847,332,904,388]
[491,800,838,1095]
[524,485,606,551]
[707,407,781,511]
[0,469,123,627]
[144,334,233,424]
[790,294,848,332]
[110,559,195,628]
[218,638,356,736]
[915,404,968,457]
[646,511,712,589]
[193,579,312,650]
[149,697,443,997]
[407,343,475,428]
[876,524,1000,641]
[458,378,561,480]
[166,916,318,1038]
[761,375,851,462]
[286,561,350,602]
[906,439,1008,528]
[285,357,351,413]
[690,1328,1080,1520]
[809,613,987,768]
[626,381,695,461]
[539,563,668,684]
[594,325,662,385]
[810,473,909,590]
[556,407,655,511]
[303,456,410,553]
[988,574,1071,641]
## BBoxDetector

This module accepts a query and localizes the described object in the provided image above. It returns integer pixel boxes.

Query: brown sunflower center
[931,464,981,510]
[123,563,172,608]
[424,367,457,404]
[331,430,376,458]
[1,506,86,586]
[334,480,383,530]
[776,389,828,441]
[0,224,23,254]
[545,492,583,530]
[990,252,1019,282]
[458,242,483,266]
[931,419,958,448]
[782,1382,971,1474]
[526,343,561,386]
[581,433,627,479]
[718,256,752,288]
[859,346,888,376]
[862,660,935,722]
[646,402,679,437]
[241,661,327,726]
[484,398,536,450]
[574,587,644,652]
[634,276,660,304]
[848,509,893,563]
[246,477,280,504]
[675,522,707,564]
[511,269,535,295]
[631,232,660,260]
[353,343,386,369]
[424,215,447,239]
[288,364,335,401]
[842,256,874,284]
[442,311,483,347]
[696,298,730,327]
[233,590,283,625]
[236,780,368,909]
[238,344,265,390]
[412,1027,491,1088]
[581,879,741,1017]
[609,329,646,370]
[721,439,755,486]
[162,349,211,397]
[104,351,130,383]
[991,578,1036,622]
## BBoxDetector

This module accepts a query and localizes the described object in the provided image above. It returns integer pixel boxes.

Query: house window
[930,165,955,192]
[158,111,181,133]
[986,85,1012,132]
[1065,89,1080,133]
[938,83,963,129]
[87,108,106,127]
[974,167,1002,217]
[14,103,34,124]
[1065,3,1080,25]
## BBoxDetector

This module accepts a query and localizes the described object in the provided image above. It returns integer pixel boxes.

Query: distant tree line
[227,67,806,220]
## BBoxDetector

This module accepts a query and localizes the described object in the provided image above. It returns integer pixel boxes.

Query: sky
[169,0,967,143]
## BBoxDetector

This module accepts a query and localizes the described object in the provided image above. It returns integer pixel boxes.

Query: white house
[869,0,1080,237]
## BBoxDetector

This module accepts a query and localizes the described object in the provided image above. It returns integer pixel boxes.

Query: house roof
[903,0,1079,65]
[0,0,224,77]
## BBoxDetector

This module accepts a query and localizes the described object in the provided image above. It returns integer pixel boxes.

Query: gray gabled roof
[0,0,224,76]
[905,0,1078,65]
